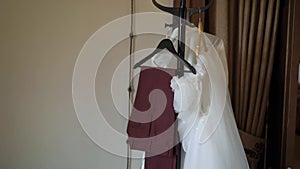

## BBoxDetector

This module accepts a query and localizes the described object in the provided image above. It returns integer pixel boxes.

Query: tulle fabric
[183,98,249,169]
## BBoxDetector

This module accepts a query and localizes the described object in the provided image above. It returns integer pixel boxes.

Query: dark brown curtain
[228,0,280,168]
[174,0,280,168]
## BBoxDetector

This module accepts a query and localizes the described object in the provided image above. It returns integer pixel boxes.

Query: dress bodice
[170,62,207,145]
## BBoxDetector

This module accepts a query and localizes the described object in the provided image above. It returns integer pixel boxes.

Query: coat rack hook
[188,0,214,17]
[152,0,179,15]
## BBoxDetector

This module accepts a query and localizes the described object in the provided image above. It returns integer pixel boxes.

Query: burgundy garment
[127,66,179,169]
[145,154,177,169]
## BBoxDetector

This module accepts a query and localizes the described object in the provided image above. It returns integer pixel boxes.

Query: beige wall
[0,0,172,169]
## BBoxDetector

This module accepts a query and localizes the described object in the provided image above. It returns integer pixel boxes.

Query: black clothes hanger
[144,0,214,78]
[134,0,215,74]
[133,39,196,74]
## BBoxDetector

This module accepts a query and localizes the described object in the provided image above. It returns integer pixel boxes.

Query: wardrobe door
[267,0,299,168]
[284,0,300,168]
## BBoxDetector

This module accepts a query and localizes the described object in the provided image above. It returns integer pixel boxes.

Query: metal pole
[177,0,186,78]
[176,2,186,169]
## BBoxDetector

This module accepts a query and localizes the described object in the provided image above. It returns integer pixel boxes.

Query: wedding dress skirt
[171,71,249,169]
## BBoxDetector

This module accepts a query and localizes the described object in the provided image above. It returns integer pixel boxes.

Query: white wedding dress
[168,27,249,169]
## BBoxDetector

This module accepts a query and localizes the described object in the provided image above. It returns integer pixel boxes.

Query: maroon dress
[127,66,179,169]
